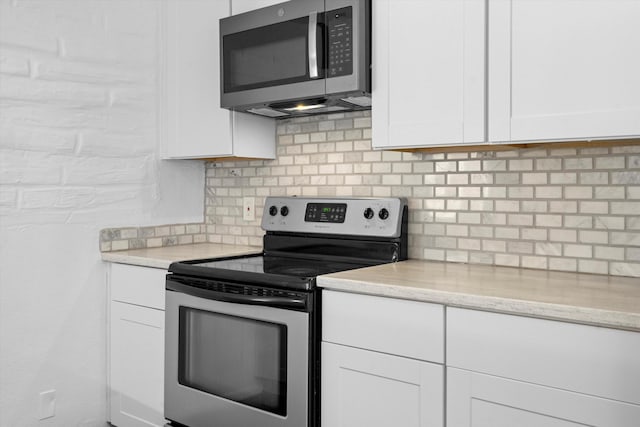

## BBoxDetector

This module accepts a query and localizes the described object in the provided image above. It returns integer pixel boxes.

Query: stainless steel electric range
[164,197,408,427]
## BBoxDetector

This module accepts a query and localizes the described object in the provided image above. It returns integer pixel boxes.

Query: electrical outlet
[38,390,56,420]
[243,197,256,221]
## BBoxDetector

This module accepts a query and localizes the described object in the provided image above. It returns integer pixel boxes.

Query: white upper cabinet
[489,0,640,143]
[372,0,486,149]
[231,0,285,15]
[163,0,275,159]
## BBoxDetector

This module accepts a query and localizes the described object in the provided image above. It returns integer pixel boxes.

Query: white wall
[0,1,203,425]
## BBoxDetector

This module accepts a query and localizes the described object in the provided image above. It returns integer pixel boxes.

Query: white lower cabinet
[321,290,445,427]
[446,307,640,427]
[108,263,167,427]
[322,342,443,427]
[447,368,640,427]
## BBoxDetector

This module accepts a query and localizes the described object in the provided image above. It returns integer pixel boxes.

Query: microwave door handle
[308,12,318,78]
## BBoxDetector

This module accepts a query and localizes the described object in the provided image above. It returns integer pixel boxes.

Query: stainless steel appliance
[220,0,371,118]
[164,197,407,427]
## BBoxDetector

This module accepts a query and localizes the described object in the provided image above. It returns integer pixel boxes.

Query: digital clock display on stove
[305,203,347,223]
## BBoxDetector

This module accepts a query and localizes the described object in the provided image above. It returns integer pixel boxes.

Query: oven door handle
[167,280,308,310]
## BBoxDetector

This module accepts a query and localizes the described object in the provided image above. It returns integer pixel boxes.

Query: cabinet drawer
[322,290,444,363]
[447,307,640,405]
[322,341,444,427]
[110,263,167,310]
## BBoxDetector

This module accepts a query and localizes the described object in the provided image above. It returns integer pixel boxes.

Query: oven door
[165,283,310,427]
[220,0,326,109]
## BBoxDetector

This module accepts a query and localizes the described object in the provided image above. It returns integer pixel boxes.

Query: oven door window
[223,16,324,93]
[178,307,288,416]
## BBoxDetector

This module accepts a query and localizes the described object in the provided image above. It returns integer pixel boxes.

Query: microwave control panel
[327,7,353,78]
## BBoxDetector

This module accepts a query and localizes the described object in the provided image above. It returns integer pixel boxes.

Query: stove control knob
[378,208,389,220]
[269,206,278,216]
[280,206,289,217]
[364,207,374,219]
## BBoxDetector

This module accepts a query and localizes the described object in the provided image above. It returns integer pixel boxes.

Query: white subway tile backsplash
[579,230,608,244]
[549,257,577,272]
[549,201,578,213]
[520,228,549,241]
[459,160,482,172]
[495,253,520,267]
[580,172,609,185]
[565,158,593,170]
[483,159,507,171]
[610,262,640,277]
[471,173,494,184]
[612,171,640,184]
[496,200,520,212]
[536,242,562,256]
[596,156,626,169]
[117,112,640,279]
[578,259,608,275]
[536,158,562,170]
[611,232,640,246]
[611,201,640,215]
[564,244,593,258]
[522,173,548,185]
[595,246,625,261]
[508,187,534,199]
[549,229,577,243]
[536,214,563,228]
[627,248,640,262]
[535,186,563,199]
[522,256,548,269]
[470,226,493,238]
[508,241,534,254]
[436,161,457,172]
[509,159,534,171]
[447,174,469,185]
[483,186,507,198]
[495,227,519,239]
[579,201,609,214]
[458,187,481,198]
[522,201,547,212]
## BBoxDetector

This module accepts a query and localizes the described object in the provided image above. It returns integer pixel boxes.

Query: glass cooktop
[191,254,373,279]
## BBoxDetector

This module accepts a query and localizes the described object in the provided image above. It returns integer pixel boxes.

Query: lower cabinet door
[447,368,640,427]
[110,301,165,427]
[321,342,444,427]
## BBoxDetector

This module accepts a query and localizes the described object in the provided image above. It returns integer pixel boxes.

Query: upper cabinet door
[163,0,276,160]
[231,0,286,15]
[372,0,486,149]
[164,0,233,158]
[489,0,640,143]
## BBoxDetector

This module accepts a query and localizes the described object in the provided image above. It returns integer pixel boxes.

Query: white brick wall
[0,1,203,425]
[205,111,640,278]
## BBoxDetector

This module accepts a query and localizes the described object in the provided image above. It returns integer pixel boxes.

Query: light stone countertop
[317,260,640,332]
[101,243,261,269]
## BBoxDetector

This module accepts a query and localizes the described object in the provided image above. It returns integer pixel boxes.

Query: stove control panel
[262,197,407,238]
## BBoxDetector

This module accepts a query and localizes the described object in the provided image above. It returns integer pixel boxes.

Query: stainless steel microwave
[220,0,371,118]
